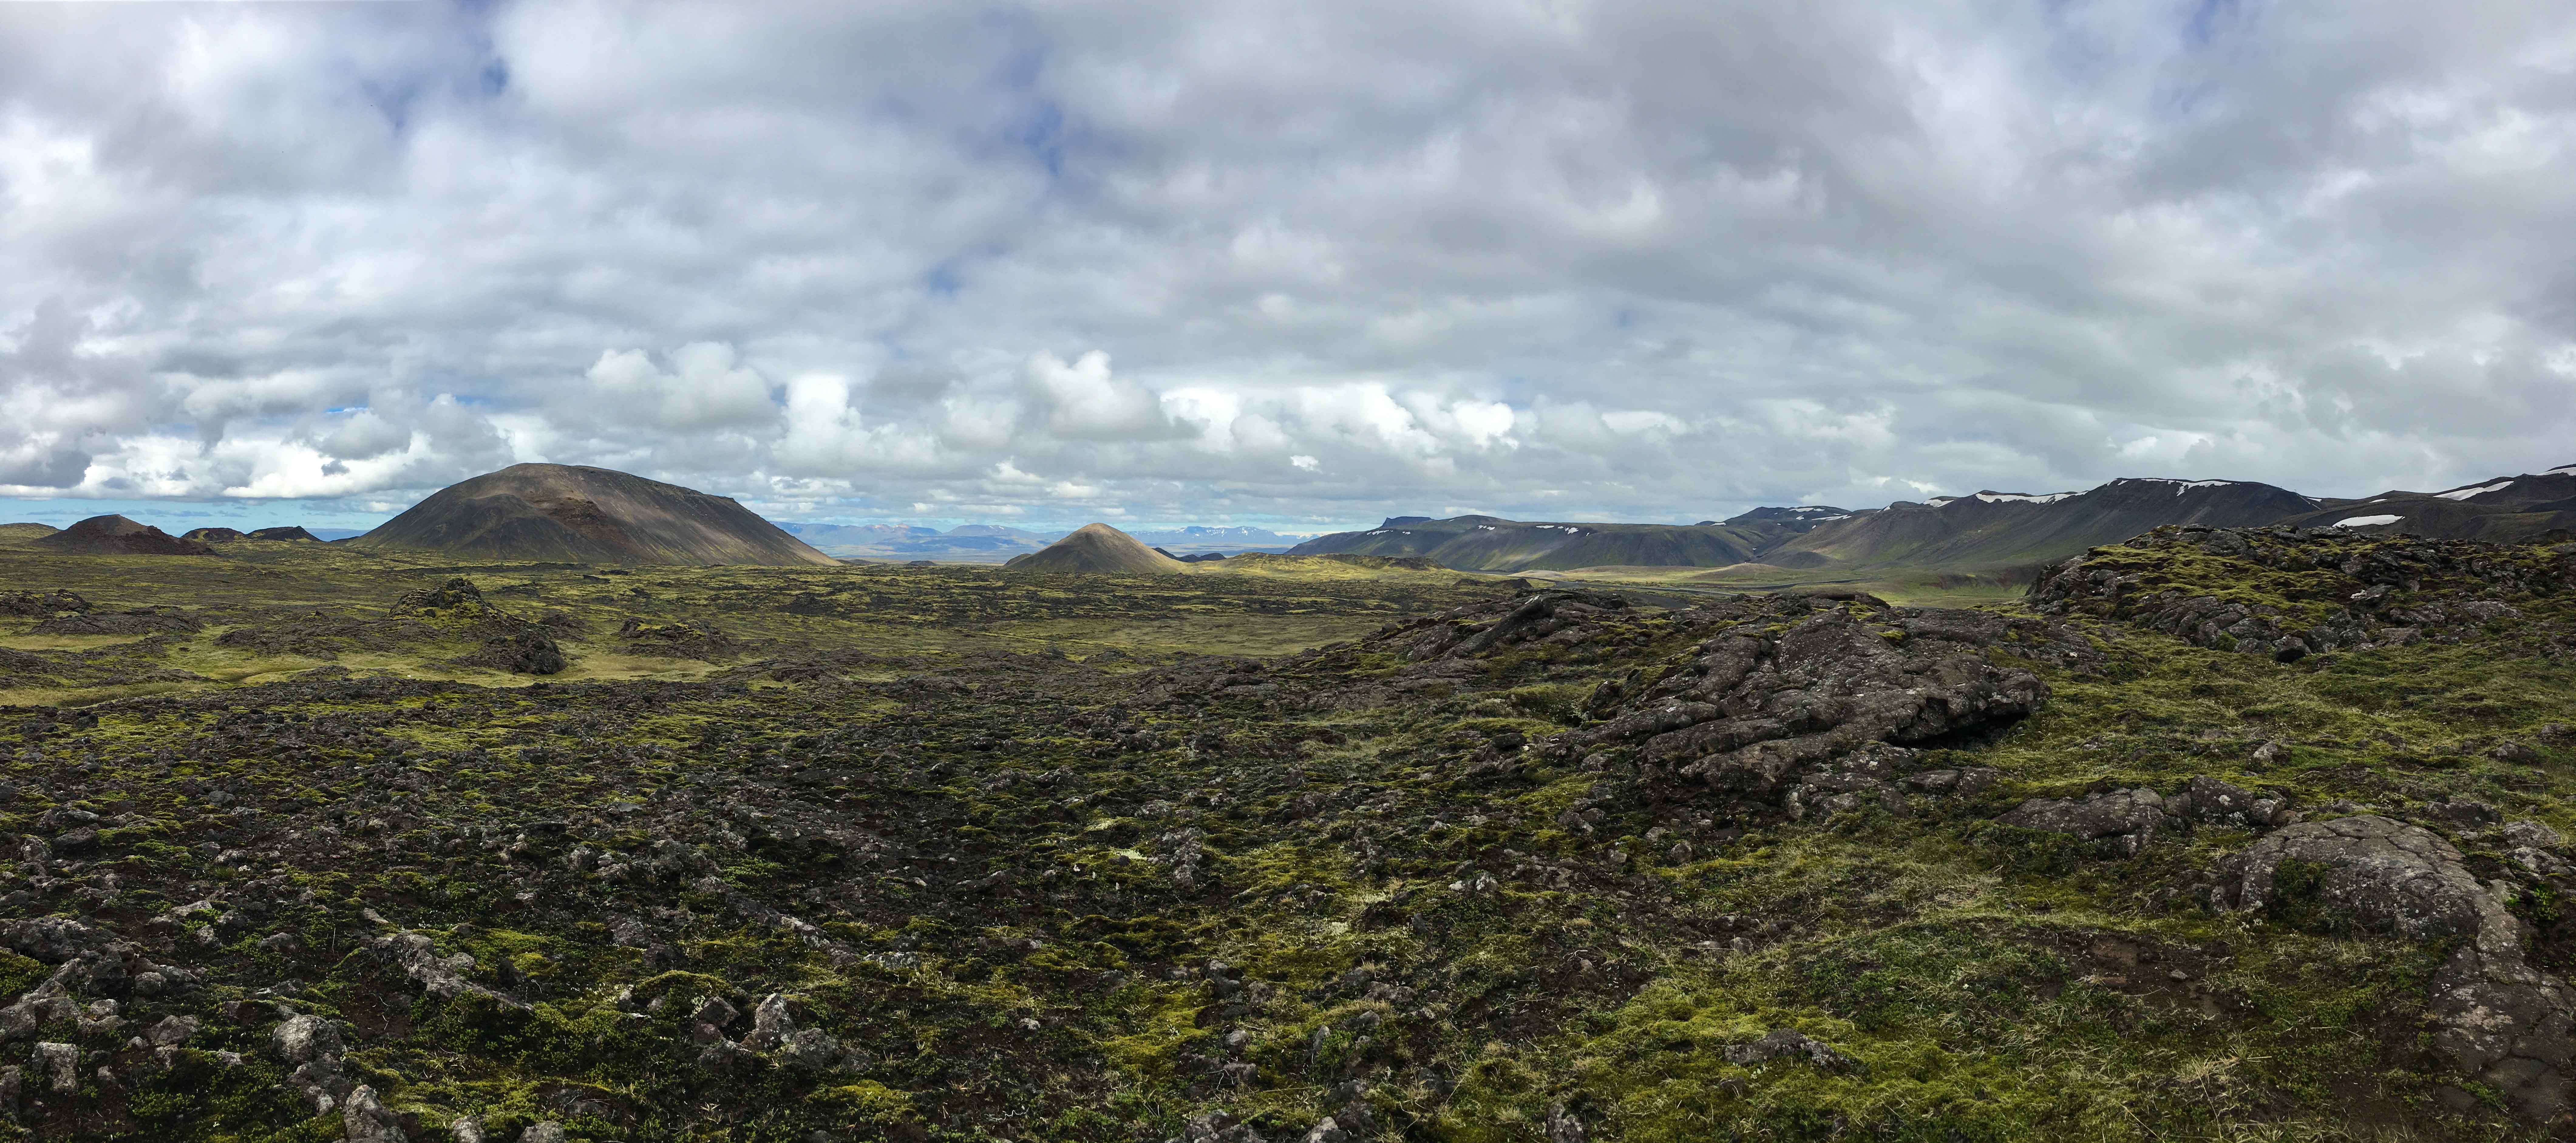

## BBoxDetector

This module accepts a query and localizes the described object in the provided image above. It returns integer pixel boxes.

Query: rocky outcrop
[1576,600,2053,801]
[2212,816,2576,1120]
[1996,777,2292,856]
[2031,526,2574,660]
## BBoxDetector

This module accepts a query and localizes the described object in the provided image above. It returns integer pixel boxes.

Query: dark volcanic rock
[31,607,202,636]
[36,515,216,556]
[182,527,248,541]
[1582,602,2051,799]
[248,526,321,541]
[0,589,90,617]
[464,629,567,675]
[394,578,501,619]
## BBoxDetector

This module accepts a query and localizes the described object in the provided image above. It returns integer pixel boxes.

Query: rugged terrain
[0,527,2574,1140]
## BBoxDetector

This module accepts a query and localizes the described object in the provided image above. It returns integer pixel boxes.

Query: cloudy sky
[2,0,2572,533]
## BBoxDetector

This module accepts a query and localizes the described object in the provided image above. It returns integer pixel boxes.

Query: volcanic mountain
[1287,515,1786,571]
[1292,478,2321,573]
[1759,478,2322,571]
[38,515,217,556]
[2273,464,2576,543]
[345,464,836,566]
[1003,523,1190,574]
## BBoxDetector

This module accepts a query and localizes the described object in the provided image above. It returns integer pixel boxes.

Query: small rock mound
[462,629,567,675]
[35,515,216,556]
[248,526,320,541]
[393,578,498,619]
[182,527,248,542]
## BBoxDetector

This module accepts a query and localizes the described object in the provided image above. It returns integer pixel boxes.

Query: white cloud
[0,0,2570,527]
[580,343,776,431]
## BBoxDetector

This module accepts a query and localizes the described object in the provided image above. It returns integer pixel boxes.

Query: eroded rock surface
[2214,816,2576,1118]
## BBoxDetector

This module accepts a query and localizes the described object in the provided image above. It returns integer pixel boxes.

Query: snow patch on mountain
[2436,480,2515,501]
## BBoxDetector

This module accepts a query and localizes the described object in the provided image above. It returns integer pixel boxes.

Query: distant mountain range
[780,521,1299,562]
[13,461,2567,574]
[1289,467,2576,574]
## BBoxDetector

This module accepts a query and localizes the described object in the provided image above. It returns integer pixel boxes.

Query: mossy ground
[0,537,2572,1140]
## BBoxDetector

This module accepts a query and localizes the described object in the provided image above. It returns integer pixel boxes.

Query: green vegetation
[0,529,2572,1140]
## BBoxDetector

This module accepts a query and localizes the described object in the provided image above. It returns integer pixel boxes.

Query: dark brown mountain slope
[2275,464,2576,542]
[345,463,837,566]
[1763,477,2319,570]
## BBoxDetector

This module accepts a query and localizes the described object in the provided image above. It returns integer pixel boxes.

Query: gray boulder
[32,1042,75,1093]
[342,1084,405,1143]
[271,1014,343,1064]
[2217,815,2576,1121]
[740,993,794,1051]
[2221,816,2502,943]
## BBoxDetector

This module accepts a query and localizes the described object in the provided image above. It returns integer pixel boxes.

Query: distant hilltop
[343,463,836,566]
[783,520,1300,563]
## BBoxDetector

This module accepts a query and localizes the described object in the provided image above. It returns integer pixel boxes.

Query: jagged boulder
[464,629,566,675]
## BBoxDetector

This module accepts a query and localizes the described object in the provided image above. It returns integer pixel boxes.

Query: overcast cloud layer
[2,0,2573,531]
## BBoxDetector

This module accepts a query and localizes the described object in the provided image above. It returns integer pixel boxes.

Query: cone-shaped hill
[1003,523,1191,574]
[38,515,216,555]
[345,463,837,566]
